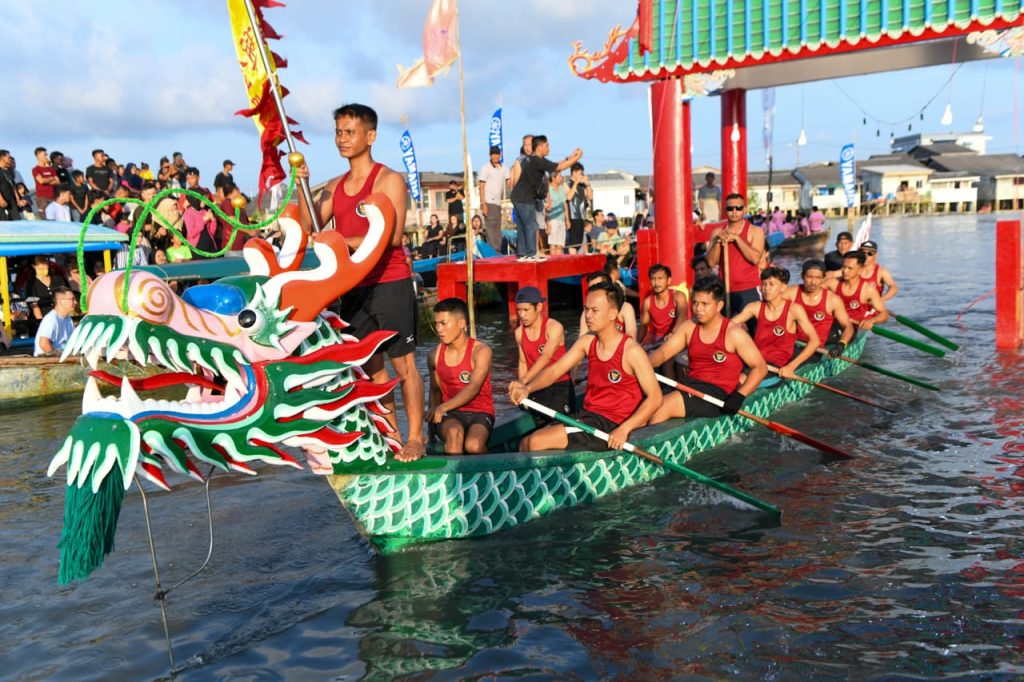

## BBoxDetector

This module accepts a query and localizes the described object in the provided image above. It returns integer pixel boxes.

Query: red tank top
[583,334,642,423]
[520,318,569,384]
[797,288,833,344]
[754,300,797,366]
[333,163,411,286]
[688,318,744,393]
[436,338,494,416]
[645,293,676,342]
[836,278,869,323]
[861,266,884,293]
[723,221,763,291]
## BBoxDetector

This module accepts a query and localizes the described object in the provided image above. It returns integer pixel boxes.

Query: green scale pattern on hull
[333,336,867,552]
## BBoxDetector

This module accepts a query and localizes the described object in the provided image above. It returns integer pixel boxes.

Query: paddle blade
[852,359,941,391]
[872,326,946,357]
[763,419,855,460]
[658,458,782,518]
[894,314,960,351]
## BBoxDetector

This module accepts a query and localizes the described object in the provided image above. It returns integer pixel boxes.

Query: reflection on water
[1,215,1022,679]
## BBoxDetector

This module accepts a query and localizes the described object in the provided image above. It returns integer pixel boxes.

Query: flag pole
[454,0,475,337]
[242,0,320,231]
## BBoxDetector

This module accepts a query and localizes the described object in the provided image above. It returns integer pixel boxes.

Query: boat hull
[771,229,831,255]
[0,356,87,404]
[329,335,866,553]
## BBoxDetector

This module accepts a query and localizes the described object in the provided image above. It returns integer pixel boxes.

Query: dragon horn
[243,204,309,276]
[269,193,396,322]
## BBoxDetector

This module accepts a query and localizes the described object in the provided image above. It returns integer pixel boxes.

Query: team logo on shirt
[813,311,826,321]
[849,301,861,310]
[459,370,471,383]
[669,309,677,318]
[539,344,545,352]
[712,351,727,363]
[608,370,622,383]
[772,325,785,336]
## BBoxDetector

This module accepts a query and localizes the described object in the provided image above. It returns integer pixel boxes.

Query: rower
[784,259,855,358]
[579,270,637,340]
[639,264,688,348]
[858,240,899,303]
[705,194,766,318]
[647,277,767,423]
[514,286,575,423]
[823,230,854,279]
[692,255,716,281]
[827,251,890,331]
[731,266,820,378]
[510,283,662,452]
[427,298,495,454]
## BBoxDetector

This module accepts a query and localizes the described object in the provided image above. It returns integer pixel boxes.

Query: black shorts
[729,287,761,333]
[529,381,576,426]
[441,410,495,434]
[565,409,619,451]
[337,279,418,358]
[567,219,585,248]
[679,379,730,419]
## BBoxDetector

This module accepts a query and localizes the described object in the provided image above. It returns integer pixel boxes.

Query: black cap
[223,159,235,166]
[489,145,501,155]
[836,231,853,242]
[860,240,878,251]
[515,286,546,304]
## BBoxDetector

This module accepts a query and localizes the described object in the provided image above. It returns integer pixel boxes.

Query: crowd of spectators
[0,146,259,266]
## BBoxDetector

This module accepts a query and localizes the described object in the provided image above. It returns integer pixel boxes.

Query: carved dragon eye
[238,308,266,334]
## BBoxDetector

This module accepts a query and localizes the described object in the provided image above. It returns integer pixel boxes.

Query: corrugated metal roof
[575,0,1024,83]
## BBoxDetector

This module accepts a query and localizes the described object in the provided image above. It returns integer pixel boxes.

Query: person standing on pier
[477,145,507,250]
[697,172,722,222]
[513,286,574,424]
[509,134,582,262]
[705,194,766,319]
[296,103,426,463]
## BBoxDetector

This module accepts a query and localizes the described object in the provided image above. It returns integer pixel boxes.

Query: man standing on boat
[428,298,494,454]
[647,277,767,423]
[510,283,662,452]
[858,240,899,303]
[784,259,854,356]
[296,103,426,463]
[827,251,890,331]
[730,266,820,378]
[705,194,766,318]
[514,286,574,423]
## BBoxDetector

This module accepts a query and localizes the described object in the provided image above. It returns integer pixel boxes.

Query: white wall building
[929,172,979,212]
[590,170,640,222]
[892,130,992,155]
[860,164,934,200]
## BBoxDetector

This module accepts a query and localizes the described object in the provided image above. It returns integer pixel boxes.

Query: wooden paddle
[871,326,946,358]
[892,313,959,351]
[721,239,731,317]
[766,365,897,413]
[655,374,856,461]
[519,398,781,518]
[797,342,940,392]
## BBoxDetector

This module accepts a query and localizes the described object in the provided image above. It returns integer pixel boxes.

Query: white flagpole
[454,0,475,337]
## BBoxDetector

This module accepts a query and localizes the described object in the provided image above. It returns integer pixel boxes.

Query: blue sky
[1,1,1019,195]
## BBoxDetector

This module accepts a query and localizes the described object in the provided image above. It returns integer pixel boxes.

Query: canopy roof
[570,0,1024,89]
[0,221,127,258]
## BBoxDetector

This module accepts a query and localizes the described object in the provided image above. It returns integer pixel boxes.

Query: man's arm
[730,327,767,397]
[828,292,855,347]
[521,320,566,385]
[511,336,589,403]
[648,319,693,367]
[730,301,760,325]
[672,292,689,332]
[859,288,889,329]
[705,228,725,267]
[607,341,663,449]
[723,224,764,265]
[879,266,899,302]
[553,149,583,173]
[378,170,408,247]
[778,305,820,377]
[86,170,101,192]
[294,165,337,234]
[621,302,638,340]
[515,329,528,380]
[508,160,521,192]
[426,348,443,423]
[477,179,488,216]
[638,297,651,344]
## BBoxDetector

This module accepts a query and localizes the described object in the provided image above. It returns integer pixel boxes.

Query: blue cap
[515,286,546,304]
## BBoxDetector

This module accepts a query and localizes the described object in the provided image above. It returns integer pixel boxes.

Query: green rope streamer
[75,169,298,313]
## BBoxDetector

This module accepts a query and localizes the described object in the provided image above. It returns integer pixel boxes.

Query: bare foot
[395,438,425,463]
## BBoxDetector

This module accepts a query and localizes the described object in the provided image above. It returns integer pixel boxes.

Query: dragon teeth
[82,377,102,412]
[84,344,103,370]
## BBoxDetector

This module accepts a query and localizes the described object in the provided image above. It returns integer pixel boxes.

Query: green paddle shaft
[871,326,946,358]
[798,343,941,392]
[893,314,960,351]
[519,398,781,518]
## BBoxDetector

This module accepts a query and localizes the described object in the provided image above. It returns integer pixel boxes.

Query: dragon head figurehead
[48,194,401,583]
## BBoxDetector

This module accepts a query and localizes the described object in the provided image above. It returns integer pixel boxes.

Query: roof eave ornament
[568,21,635,82]
[966,27,1024,57]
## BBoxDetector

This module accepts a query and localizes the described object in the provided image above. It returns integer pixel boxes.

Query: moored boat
[770,228,831,255]
[327,333,866,553]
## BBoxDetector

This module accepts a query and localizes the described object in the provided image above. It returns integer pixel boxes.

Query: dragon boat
[46,183,865,584]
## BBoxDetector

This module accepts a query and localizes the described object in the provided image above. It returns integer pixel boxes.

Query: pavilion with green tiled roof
[569,0,1023,286]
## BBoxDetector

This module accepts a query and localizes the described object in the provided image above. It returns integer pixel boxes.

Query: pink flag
[396,0,459,89]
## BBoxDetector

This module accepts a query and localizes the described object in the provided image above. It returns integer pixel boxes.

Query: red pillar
[721,88,747,205]
[995,219,1022,349]
[651,79,692,287]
